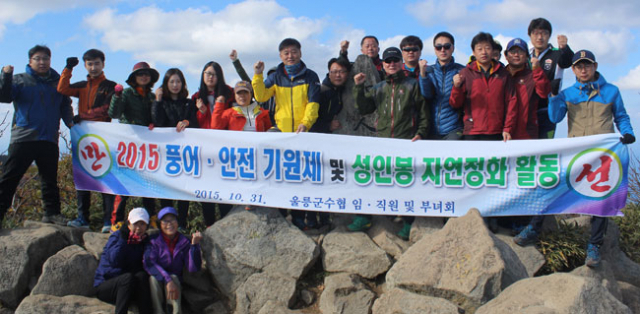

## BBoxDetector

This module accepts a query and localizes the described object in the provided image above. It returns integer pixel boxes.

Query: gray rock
[15,294,115,314]
[372,288,460,314]
[31,245,97,297]
[322,227,391,278]
[23,220,87,246]
[203,301,229,314]
[299,289,315,306]
[0,225,69,308]
[235,272,296,314]
[386,208,528,312]
[82,232,109,260]
[618,281,640,314]
[571,261,622,302]
[333,54,378,137]
[475,273,631,314]
[494,233,545,277]
[183,267,219,312]
[409,217,445,243]
[202,207,319,303]
[366,216,410,259]
[319,273,375,314]
[0,307,12,314]
[601,220,640,288]
[257,300,302,314]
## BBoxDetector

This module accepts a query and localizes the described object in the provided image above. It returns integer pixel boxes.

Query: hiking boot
[513,224,538,246]
[110,221,124,233]
[292,218,306,230]
[585,243,601,268]
[67,217,90,229]
[397,222,411,240]
[42,214,68,226]
[347,216,371,232]
[101,224,112,234]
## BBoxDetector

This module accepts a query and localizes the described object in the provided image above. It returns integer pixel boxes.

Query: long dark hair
[161,68,189,100]
[199,61,231,105]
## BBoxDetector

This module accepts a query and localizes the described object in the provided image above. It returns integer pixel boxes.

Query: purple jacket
[143,233,201,283]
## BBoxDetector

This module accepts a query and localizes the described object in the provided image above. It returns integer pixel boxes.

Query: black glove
[72,115,82,124]
[66,57,79,70]
[620,133,635,144]
[550,79,561,96]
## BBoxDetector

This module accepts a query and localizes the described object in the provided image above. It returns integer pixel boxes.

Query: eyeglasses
[531,30,550,37]
[160,218,177,224]
[135,71,151,77]
[384,58,401,64]
[203,71,216,77]
[329,70,347,75]
[31,57,51,62]
[507,49,527,56]
[574,63,594,71]
[434,43,452,51]
[402,47,420,53]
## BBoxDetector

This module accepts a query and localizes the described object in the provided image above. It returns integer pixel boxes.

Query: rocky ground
[1,207,639,314]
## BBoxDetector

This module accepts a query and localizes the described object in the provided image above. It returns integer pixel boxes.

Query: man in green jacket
[349,47,429,239]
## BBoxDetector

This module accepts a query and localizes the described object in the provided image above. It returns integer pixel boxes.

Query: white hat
[128,207,150,225]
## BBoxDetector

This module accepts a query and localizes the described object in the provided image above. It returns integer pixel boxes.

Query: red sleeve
[503,80,518,135]
[211,101,230,130]
[449,84,465,109]
[532,67,550,99]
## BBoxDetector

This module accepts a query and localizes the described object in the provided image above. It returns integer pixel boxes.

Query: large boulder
[618,281,640,314]
[319,273,375,314]
[15,294,115,314]
[386,208,528,312]
[372,288,460,314]
[31,245,98,297]
[0,225,69,308]
[183,267,220,312]
[322,227,391,278]
[570,261,622,302]
[257,300,304,314]
[202,207,319,303]
[24,220,87,246]
[235,271,297,314]
[494,233,545,277]
[601,220,640,288]
[475,273,631,314]
[366,216,410,259]
[82,232,109,260]
[409,217,445,243]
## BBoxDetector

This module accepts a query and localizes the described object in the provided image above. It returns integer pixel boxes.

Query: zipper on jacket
[390,79,395,138]
[290,76,294,132]
[438,65,447,135]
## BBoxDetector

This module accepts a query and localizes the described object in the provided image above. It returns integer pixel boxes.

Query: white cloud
[562,30,632,65]
[0,0,114,39]
[614,64,640,90]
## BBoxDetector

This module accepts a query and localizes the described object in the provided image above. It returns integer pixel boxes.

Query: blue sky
[1,0,639,157]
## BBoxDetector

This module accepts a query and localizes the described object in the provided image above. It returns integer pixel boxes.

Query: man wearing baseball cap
[514,49,635,269]
[348,47,429,239]
[95,207,152,314]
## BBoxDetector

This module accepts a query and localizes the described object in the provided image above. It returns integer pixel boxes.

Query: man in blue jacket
[0,45,74,228]
[419,31,465,140]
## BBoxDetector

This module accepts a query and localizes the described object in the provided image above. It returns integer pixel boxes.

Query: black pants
[96,271,152,314]
[112,196,156,224]
[201,202,232,227]
[77,191,114,225]
[159,199,190,228]
[0,141,60,222]
[530,215,607,246]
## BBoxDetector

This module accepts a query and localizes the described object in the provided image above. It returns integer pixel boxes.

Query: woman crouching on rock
[94,207,153,314]
[144,207,202,314]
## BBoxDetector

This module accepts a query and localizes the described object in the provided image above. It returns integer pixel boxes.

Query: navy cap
[158,207,179,220]
[506,38,528,54]
[382,47,402,62]
[572,50,596,65]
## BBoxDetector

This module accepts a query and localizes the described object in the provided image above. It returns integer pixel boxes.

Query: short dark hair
[279,38,301,51]
[83,49,105,62]
[327,57,350,71]
[28,45,51,58]
[360,35,379,46]
[433,31,455,46]
[161,68,189,100]
[471,32,494,51]
[400,35,423,50]
[528,18,552,36]
[493,40,502,53]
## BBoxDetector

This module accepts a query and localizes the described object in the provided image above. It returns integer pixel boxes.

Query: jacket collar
[277,61,309,80]
[25,64,59,82]
[385,70,406,83]
[574,72,606,94]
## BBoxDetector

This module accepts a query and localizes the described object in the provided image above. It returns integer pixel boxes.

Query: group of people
[0,16,635,283]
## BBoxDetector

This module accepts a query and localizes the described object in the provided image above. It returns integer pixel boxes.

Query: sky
[0,0,639,158]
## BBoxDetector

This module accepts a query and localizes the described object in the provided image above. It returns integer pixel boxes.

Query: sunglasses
[402,47,420,52]
[136,71,151,77]
[384,58,401,64]
[434,43,453,51]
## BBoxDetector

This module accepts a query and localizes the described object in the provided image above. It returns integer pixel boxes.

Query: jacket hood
[573,72,606,94]
[25,64,60,82]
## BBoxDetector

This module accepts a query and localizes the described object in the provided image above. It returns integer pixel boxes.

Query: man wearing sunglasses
[419,31,465,140]
[349,47,428,239]
[399,36,423,79]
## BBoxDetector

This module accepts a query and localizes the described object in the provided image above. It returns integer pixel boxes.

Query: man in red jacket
[504,38,550,140]
[450,32,517,142]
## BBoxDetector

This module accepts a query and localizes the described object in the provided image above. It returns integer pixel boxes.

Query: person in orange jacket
[211,81,271,132]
